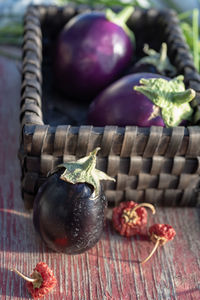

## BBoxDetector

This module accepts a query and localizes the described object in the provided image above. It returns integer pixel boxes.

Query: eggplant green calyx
[58,147,115,195]
[134,75,195,127]
[138,43,176,76]
[106,6,135,45]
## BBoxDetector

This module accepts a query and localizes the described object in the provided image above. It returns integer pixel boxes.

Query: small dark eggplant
[33,148,115,254]
[127,43,176,76]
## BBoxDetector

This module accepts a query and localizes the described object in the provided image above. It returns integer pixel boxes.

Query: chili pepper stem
[122,202,156,225]
[133,203,156,215]
[140,238,161,264]
[10,268,36,283]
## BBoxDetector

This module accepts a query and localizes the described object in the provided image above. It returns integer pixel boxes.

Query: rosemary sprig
[192,9,199,72]
[179,9,200,72]
[57,0,150,8]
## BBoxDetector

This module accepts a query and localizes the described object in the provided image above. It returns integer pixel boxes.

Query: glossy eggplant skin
[53,12,133,101]
[33,171,107,254]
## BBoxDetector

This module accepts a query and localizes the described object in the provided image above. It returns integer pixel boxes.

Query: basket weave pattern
[20,5,200,208]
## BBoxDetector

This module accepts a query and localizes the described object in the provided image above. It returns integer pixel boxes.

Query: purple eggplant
[87,73,195,127]
[127,43,176,76]
[53,7,134,101]
[33,148,115,254]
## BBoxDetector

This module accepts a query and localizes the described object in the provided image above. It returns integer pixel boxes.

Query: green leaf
[56,0,145,8]
[192,9,199,72]
[179,9,200,72]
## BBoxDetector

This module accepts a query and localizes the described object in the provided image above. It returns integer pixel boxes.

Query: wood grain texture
[0,49,200,300]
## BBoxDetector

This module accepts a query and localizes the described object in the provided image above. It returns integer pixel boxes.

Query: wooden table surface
[0,48,200,300]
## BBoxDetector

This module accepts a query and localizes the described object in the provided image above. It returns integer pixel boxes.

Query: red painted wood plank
[0,50,200,299]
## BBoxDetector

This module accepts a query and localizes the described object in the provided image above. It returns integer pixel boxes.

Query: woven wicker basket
[19,4,200,209]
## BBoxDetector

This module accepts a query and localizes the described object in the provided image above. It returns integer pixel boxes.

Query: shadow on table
[0,208,56,254]
[86,219,150,264]
[0,207,151,258]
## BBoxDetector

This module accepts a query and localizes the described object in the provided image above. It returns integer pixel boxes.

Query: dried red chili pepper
[112,201,156,237]
[11,262,57,299]
[141,223,176,264]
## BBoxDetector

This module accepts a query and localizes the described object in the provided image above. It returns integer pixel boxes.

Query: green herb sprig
[179,9,200,72]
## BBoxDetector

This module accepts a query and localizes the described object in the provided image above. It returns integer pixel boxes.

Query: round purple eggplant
[87,73,195,127]
[33,148,115,254]
[53,7,134,101]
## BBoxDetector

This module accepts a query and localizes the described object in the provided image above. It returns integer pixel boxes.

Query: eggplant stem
[58,147,115,196]
[133,203,156,215]
[172,88,196,104]
[140,238,161,264]
[116,6,134,24]
[134,85,158,100]
[160,43,167,63]
[10,268,36,282]
[143,43,155,56]
[106,6,135,44]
